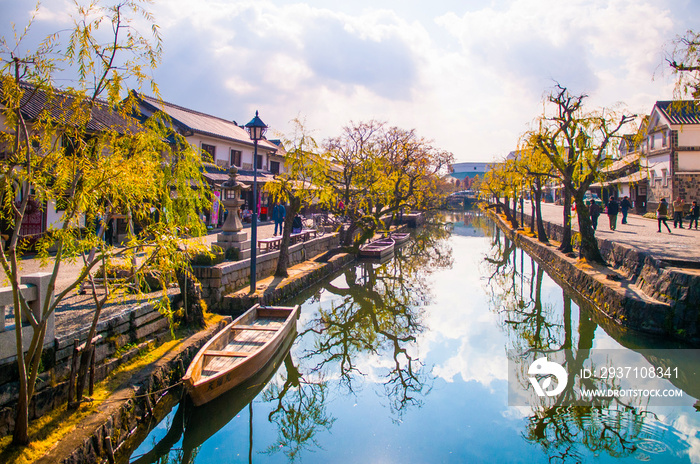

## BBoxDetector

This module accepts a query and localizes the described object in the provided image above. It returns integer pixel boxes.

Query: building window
[230,149,242,167]
[661,132,667,147]
[650,134,655,150]
[662,168,668,187]
[256,154,263,170]
[201,143,216,161]
[270,160,280,175]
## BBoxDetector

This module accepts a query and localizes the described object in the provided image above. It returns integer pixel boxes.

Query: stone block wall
[518,211,700,343]
[676,173,700,204]
[193,233,339,311]
[0,299,171,438]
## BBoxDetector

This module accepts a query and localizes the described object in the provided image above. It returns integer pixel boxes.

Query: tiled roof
[602,153,639,173]
[4,81,137,133]
[201,163,275,187]
[656,101,700,125]
[136,93,278,151]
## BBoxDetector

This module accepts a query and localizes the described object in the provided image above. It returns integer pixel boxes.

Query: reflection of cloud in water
[420,235,510,387]
[670,413,700,464]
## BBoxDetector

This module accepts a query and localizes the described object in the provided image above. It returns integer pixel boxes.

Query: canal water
[127,211,700,463]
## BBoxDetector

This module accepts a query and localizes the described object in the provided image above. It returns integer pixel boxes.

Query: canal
[127,211,700,463]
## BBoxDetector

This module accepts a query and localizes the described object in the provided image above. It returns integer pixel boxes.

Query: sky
[1,0,700,162]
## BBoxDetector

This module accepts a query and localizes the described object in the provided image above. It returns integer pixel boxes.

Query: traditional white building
[644,101,700,211]
[135,94,285,225]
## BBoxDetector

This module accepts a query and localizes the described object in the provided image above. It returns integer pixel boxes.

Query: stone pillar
[21,272,55,346]
[213,166,252,259]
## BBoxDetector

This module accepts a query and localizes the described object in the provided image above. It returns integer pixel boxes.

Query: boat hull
[359,238,395,259]
[183,304,299,406]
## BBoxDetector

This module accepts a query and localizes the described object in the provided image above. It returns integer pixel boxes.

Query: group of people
[588,196,632,231]
[655,197,700,233]
[587,195,700,234]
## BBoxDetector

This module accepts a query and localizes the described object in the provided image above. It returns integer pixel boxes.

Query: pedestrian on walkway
[272,202,286,236]
[673,197,685,229]
[606,197,619,231]
[690,200,699,230]
[657,198,672,233]
[620,196,631,224]
[589,200,601,231]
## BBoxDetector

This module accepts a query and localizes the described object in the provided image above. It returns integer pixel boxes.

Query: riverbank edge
[33,250,356,464]
[487,210,699,345]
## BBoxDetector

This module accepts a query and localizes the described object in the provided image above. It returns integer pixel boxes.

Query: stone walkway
[1,221,280,338]
[523,201,700,263]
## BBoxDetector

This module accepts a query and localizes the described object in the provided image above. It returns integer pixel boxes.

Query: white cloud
[1,0,696,161]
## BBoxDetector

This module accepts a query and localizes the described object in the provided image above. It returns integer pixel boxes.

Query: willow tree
[528,84,634,262]
[1,1,208,445]
[477,159,520,229]
[320,120,452,248]
[265,118,321,277]
[516,137,556,243]
[667,30,700,99]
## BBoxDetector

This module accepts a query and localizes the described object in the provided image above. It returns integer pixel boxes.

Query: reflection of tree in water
[484,233,671,463]
[299,223,453,419]
[262,355,335,462]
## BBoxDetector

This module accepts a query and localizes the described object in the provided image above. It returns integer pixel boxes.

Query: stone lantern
[212,166,251,259]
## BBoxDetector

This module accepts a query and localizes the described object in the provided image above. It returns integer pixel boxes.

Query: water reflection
[128,211,700,464]
[484,220,700,463]
[298,222,453,419]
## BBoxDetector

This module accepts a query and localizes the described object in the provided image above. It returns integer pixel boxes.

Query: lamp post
[245,111,268,293]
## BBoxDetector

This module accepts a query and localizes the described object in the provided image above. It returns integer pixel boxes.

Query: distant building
[446,162,492,189]
[643,101,700,211]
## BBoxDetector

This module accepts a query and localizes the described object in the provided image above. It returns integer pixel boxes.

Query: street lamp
[245,110,268,293]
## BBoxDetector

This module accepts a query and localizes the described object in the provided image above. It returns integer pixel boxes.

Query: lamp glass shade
[245,111,268,141]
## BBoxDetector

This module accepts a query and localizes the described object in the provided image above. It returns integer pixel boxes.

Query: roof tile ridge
[138,93,242,127]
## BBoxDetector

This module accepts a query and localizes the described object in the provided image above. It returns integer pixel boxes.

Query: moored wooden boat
[183,304,300,406]
[390,232,410,246]
[359,237,395,259]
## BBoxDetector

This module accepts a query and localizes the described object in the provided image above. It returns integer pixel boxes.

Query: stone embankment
[494,210,699,344]
[26,241,355,463]
[193,233,340,310]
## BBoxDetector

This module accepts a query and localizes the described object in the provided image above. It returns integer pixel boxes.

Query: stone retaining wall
[0,300,170,438]
[513,212,699,343]
[193,233,339,311]
[220,252,355,316]
[36,321,225,464]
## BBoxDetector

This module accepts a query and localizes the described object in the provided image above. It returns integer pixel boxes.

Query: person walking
[589,200,601,231]
[672,197,684,228]
[620,196,631,224]
[690,200,700,230]
[272,202,286,236]
[657,198,672,233]
[606,197,619,231]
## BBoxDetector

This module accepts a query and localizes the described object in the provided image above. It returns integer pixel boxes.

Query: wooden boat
[359,237,395,259]
[390,232,410,247]
[183,304,300,406]
[132,330,297,464]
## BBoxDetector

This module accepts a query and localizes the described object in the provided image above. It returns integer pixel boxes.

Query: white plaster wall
[678,151,700,171]
[46,201,85,230]
[675,125,700,146]
[187,134,279,171]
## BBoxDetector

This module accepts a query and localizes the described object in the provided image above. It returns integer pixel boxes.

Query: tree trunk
[529,188,535,232]
[574,196,606,264]
[177,270,205,327]
[559,190,573,253]
[274,196,301,278]
[533,186,548,243]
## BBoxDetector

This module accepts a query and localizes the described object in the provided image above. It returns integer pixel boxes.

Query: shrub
[225,246,240,261]
[190,245,225,266]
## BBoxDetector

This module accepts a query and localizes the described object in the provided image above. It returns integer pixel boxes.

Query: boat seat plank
[204,350,250,358]
[233,324,279,331]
